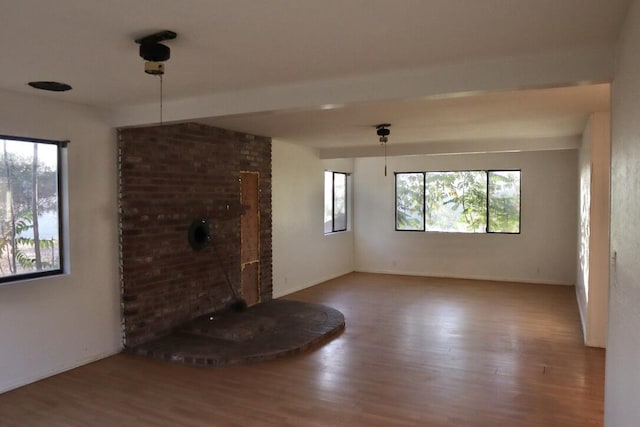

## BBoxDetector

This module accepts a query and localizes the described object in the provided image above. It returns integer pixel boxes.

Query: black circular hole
[188,220,210,251]
[194,227,208,243]
[28,81,72,92]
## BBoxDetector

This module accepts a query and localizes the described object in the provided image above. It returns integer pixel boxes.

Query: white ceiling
[201,84,610,148]
[0,0,627,152]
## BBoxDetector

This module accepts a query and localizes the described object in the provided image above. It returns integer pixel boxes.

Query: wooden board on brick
[241,172,260,264]
[241,262,260,306]
[241,171,260,306]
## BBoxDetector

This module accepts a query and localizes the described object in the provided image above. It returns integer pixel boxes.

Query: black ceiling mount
[135,30,177,62]
[139,42,170,62]
[135,30,178,77]
[376,123,391,142]
[28,81,72,92]
[134,30,177,46]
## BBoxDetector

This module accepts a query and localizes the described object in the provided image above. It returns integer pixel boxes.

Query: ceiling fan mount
[375,123,391,143]
[135,30,177,75]
[135,30,177,46]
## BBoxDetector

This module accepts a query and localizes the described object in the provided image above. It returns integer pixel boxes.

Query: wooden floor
[0,273,605,427]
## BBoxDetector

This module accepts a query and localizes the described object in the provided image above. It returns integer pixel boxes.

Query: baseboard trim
[273,270,354,298]
[353,268,574,286]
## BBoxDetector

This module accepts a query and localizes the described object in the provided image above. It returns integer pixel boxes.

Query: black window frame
[324,171,348,234]
[394,169,521,234]
[0,134,66,284]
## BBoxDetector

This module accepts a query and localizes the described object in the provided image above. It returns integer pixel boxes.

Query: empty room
[1,1,639,426]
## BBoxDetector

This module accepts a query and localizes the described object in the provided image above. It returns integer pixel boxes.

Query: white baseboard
[353,268,574,286]
[274,268,572,299]
[273,270,354,298]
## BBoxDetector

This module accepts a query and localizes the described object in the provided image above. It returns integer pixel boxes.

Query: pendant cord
[384,142,387,176]
[376,124,391,176]
[159,74,164,124]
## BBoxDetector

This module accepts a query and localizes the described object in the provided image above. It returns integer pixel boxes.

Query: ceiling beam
[109,45,614,128]
[318,136,581,159]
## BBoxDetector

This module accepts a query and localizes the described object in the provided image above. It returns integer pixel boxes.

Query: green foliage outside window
[396,173,424,230]
[488,171,521,233]
[395,170,521,234]
[425,171,487,233]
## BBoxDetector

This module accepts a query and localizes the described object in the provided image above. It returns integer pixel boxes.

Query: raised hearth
[128,299,345,366]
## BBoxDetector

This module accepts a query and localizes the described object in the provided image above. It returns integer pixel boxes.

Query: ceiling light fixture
[135,30,177,124]
[376,123,391,176]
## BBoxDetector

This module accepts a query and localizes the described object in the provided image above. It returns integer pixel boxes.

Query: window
[395,170,520,233]
[425,171,487,233]
[488,170,521,233]
[0,135,65,283]
[395,172,424,231]
[324,171,348,233]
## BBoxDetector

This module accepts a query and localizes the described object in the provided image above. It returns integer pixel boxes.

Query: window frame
[324,170,348,234]
[394,169,521,234]
[0,134,67,285]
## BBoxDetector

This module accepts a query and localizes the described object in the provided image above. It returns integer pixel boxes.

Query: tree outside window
[395,170,520,234]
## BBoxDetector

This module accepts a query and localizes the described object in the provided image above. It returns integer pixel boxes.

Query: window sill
[0,270,69,287]
[395,229,520,235]
[324,230,351,236]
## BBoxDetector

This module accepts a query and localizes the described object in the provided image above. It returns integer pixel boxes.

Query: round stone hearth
[128,299,345,366]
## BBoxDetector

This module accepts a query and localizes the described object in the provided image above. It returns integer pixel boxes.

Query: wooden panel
[240,172,260,306]
[240,172,259,264]
[241,262,259,306]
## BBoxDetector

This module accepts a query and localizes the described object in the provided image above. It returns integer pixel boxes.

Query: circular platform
[128,299,345,366]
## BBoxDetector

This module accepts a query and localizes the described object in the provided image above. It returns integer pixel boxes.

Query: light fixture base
[145,61,165,75]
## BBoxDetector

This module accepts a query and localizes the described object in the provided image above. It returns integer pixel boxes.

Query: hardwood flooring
[0,273,605,426]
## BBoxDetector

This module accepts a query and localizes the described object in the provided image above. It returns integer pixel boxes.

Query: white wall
[606,1,640,424]
[0,90,121,393]
[576,112,610,348]
[354,149,578,285]
[272,140,354,297]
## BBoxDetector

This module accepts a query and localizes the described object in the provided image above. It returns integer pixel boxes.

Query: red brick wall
[118,123,272,347]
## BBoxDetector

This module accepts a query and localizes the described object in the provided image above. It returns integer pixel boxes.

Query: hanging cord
[159,74,163,124]
[384,141,387,176]
[377,124,391,177]
[210,231,247,311]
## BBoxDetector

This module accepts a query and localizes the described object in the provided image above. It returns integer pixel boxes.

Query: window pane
[324,171,333,233]
[0,138,61,281]
[488,171,521,233]
[333,173,347,231]
[425,171,487,233]
[395,173,425,230]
